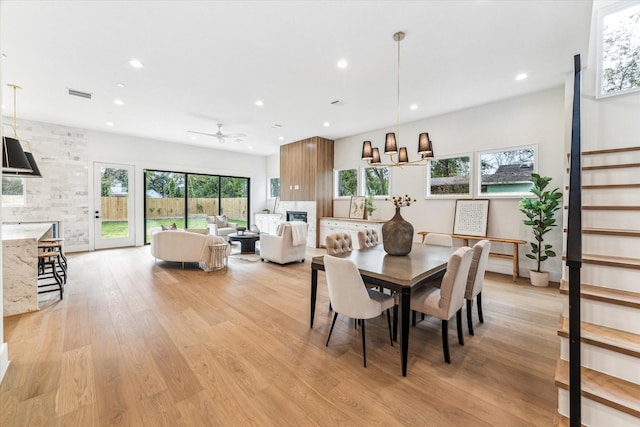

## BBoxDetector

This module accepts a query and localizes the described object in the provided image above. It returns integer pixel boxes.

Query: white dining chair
[423,233,453,247]
[410,246,473,363]
[324,255,395,367]
[465,240,491,335]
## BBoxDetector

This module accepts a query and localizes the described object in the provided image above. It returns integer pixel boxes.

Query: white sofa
[260,222,308,265]
[206,215,238,239]
[150,229,229,270]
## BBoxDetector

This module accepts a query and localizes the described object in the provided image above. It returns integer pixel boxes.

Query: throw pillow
[215,215,228,228]
[161,223,177,231]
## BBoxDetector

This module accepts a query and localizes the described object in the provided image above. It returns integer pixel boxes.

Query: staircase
[556,146,640,425]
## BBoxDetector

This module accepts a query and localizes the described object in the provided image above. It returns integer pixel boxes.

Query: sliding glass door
[144,169,250,243]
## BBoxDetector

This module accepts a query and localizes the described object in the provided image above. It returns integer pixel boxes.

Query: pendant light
[2,84,42,177]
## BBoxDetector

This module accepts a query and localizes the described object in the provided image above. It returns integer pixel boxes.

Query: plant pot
[382,207,413,256]
[529,270,550,287]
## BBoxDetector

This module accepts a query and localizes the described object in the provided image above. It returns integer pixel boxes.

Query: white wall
[332,87,567,280]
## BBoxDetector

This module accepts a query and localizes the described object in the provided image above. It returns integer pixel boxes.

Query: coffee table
[227,232,260,253]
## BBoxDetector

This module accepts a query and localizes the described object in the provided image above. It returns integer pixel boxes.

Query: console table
[417,231,526,281]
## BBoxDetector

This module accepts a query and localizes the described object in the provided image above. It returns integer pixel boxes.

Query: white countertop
[2,223,52,242]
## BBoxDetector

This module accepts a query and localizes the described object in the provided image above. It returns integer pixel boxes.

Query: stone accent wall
[2,118,89,251]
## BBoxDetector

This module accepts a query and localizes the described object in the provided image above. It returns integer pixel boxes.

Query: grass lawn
[101,217,248,242]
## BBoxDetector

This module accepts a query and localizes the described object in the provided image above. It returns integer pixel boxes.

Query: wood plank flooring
[1,246,562,426]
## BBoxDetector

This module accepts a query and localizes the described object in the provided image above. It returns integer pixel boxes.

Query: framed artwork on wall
[453,199,490,237]
[349,196,366,219]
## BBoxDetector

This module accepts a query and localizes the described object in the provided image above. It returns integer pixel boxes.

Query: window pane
[336,169,357,197]
[269,177,280,198]
[187,174,219,229]
[364,167,389,196]
[100,167,130,239]
[601,3,640,95]
[479,147,534,195]
[427,156,471,196]
[2,176,25,205]
[145,171,186,243]
[221,176,249,228]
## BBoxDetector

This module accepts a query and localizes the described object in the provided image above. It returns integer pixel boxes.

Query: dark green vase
[382,207,413,256]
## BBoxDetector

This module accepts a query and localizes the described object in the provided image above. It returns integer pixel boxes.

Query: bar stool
[38,241,67,284]
[39,238,67,270]
[37,252,64,300]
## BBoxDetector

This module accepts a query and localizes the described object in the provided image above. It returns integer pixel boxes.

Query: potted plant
[364,195,376,219]
[519,173,562,287]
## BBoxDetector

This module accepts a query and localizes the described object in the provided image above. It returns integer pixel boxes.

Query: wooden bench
[417,232,527,282]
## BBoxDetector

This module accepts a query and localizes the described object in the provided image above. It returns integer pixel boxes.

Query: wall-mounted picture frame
[453,199,490,237]
[349,196,366,219]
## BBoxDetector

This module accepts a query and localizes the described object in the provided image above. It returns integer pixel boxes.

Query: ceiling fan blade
[187,130,219,137]
[222,132,246,138]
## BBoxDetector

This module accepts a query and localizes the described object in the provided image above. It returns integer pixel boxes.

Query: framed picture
[349,196,366,219]
[453,199,490,237]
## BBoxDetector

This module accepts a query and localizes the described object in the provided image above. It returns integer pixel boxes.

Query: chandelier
[361,32,434,167]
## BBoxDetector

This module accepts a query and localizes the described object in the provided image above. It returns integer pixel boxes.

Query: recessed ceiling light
[515,73,528,81]
[106,121,114,126]
[410,104,418,110]
[190,136,197,140]
[248,146,254,150]
[255,100,264,107]
[116,82,125,88]
[1,53,6,59]
[1,104,5,109]
[337,59,348,69]
[114,99,124,106]
[278,136,284,141]
[323,122,330,127]
[128,58,144,68]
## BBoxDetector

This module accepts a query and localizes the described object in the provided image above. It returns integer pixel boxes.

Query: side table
[208,243,228,273]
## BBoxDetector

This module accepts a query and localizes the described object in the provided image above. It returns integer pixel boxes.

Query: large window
[144,170,250,243]
[2,176,25,205]
[335,168,358,198]
[426,155,471,197]
[363,167,389,197]
[478,146,535,196]
[598,2,640,97]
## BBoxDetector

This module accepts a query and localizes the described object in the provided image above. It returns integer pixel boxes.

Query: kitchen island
[2,223,53,316]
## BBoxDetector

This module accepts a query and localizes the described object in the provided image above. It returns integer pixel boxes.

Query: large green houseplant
[519,173,562,286]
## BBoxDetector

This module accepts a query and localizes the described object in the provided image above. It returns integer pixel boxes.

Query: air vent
[271,124,283,128]
[330,99,345,106]
[68,88,92,99]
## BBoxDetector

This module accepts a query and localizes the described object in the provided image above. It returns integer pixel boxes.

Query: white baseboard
[0,342,10,384]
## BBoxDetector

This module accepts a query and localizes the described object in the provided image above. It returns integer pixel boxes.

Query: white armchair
[206,215,237,239]
[260,222,308,265]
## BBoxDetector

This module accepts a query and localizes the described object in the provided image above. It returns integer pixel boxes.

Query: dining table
[310,243,457,376]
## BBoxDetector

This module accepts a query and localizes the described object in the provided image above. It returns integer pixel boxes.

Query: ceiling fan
[187,123,246,143]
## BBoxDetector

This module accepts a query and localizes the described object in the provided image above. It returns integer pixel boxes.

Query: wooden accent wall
[280,136,334,246]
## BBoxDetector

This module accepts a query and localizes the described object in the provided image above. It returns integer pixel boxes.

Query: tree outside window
[2,176,25,205]
[600,3,640,96]
[427,155,471,196]
[335,169,357,198]
[363,167,389,196]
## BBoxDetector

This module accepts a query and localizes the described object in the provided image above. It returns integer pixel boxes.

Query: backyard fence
[101,197,248,221]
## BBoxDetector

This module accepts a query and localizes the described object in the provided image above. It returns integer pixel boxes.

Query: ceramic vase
[382,207,414,256]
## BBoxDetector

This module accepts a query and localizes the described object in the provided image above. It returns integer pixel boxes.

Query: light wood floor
[1,246,562,426]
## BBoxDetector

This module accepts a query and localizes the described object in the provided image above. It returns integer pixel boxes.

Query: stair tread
[574,205,640,210]
[582,163,640,170]
[583,253,640,266]
[555,359,640,418]
[558,316,640,358]
[563,227,640,237]
[559,280,640,309]
[583,146,640,155]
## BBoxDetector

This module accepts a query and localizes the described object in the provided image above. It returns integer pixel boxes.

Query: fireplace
[286,210,308,223]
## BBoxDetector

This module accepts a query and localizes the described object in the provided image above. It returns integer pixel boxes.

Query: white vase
[529,270,550,287]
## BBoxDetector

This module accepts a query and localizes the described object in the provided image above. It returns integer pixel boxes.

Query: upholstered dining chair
[323,255,395,367]
[357,229,379,249]
[410,246,473,363]
[326,232,353,255]
[465,240,491,335]
[423,233,453,247]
